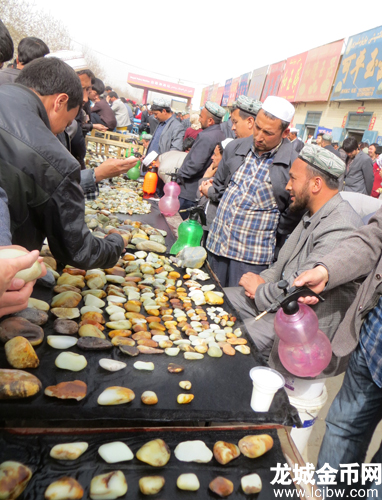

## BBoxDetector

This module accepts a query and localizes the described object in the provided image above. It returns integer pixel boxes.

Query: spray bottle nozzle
[179,206,206,226]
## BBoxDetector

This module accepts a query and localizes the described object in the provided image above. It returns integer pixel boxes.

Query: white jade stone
[215,333,227,342]
[174,440,213,463]
[128,291,141,301]
[135,251,147,259]
[133,361,154,371]
[47,336,78,349]
[173,339,190,345]
[106,305,125,315]
[98,442,134,463]
[201,284,215,292]
[109,312,126,322]
[241,473,262,494]
[81,305,103,315]
[84,294,105,308]
[107,296,127,304]
[0,248,42,282]
[55,352,87,371]
[90,470,127,500]
[165,348,180,356]
[99,359,126,372]
[177,473,200,491]
[152,335,168,342]
[106,275,125,284]
[184,352,204,360]
[50,442,88,460]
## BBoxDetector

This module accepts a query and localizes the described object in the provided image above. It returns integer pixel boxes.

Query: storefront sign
[247,66,268,100]
[127,73,194,98]
[377,136,382,145]
[215,86,225,106]
[210,84,219,104]
[296,40,344,102]
[331,25,382,100]
[369,114,377,130]
[277,52,308,101]
[261,61,285,101]
[316,127,332,137]
[341,114,348,128]
[200,87,208,107]
[227,77,240,106]
[221,78,233,107]
[236,73,251,98]
[357,106,365,113]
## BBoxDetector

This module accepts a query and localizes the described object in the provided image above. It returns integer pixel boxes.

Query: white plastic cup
[249,367,285,412]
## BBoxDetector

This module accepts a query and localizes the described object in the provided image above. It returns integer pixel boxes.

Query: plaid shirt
[360,294,382,388]
[207,144,280,264]
[84,169,100,201]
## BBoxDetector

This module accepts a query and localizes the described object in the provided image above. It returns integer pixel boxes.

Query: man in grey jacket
[294,206,382,497]
[342,136,373,195]
[146,98,185,156]
[225,145,362,378]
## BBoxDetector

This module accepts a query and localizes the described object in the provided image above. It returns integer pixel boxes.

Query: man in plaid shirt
[207,96,301,287]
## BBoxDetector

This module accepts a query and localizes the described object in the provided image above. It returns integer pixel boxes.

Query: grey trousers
[224,286,276,357]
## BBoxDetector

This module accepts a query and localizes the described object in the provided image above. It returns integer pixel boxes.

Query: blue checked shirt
[360,294,382,388]
[207,144,280,264]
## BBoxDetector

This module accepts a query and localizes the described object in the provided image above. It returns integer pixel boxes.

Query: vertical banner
[261,61,285,101]
[221,78,233,107]
[210,84,219,103]
[227,77,240,106]
[331,25,382,100]
[206,85,214,101]
[247,66,268,100]
[215,86,224,105]
[200,87,208,107]
[296,40,344,101]
[277,51,308,101]
[236,72,251,98]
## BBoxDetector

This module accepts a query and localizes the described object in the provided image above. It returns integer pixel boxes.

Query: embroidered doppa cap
[205,100,226,118]
[299,144,345,179]
[322,133,333,142]
[262,96,295,123]
[46,50,88,71]
[234,95,262,116]
[152,97,171,108]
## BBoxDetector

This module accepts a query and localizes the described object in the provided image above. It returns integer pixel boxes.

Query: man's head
[286,144,345,214]
[17,37,49,69]
[342,136,359,159]
[253,96,294,152]
[288,127,298,141]
[316,133,324,146]
[108,91,119,103]
[76,69,95,105]
[231,96,262,139]
[332,142,339,150]
[105,86,112,94]
[0,20,13,68]
[199,101,225,129]
[89,78,105,102]
[321,133,333,148]
[182,111,190,120]
[151,98,173,122]
[368,143,380,161]
[183,137,195,152]
[15,57,83,135]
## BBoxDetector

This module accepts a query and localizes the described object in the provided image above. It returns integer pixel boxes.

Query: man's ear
[54,93,69,112]
[282,127,290,139]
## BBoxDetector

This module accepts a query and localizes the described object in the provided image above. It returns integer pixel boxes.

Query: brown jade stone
[62,268,86,276]
[77,338,113,350]
[119,345,139,356]
[54,319,79,335]
[79,319,104,331]
[167,363,184,373]
[44,380,87,400]
[81,312,105,324]
[0,317,44,346]
[108,330,131,338]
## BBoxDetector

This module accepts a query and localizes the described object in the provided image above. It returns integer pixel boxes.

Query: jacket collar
[5,83,51,130]
[235,135,293,166]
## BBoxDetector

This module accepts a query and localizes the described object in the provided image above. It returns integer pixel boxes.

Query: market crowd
[1,20,382,498]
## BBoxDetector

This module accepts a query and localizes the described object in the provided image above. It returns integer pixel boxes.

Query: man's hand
[199,179,213,197]
[239,273,265,299]
[293,265,329,305]
[203,163,218,179]
[93,124,108,132]
[0,249,46,317]
[94,157,139,182]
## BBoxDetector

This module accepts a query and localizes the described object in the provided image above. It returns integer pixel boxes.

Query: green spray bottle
[170,206,206,255]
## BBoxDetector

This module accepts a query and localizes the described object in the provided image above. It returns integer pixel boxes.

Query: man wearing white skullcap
[206,96,303,287]
[289,127,304,154]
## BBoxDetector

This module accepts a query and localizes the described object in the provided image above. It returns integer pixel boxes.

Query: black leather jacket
[0,84,124,269]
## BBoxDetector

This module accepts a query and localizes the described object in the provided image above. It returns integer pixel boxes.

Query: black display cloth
[0,207,300,428]
[0,427,297,499]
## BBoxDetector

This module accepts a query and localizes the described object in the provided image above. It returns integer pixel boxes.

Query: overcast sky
[24,0,382,107]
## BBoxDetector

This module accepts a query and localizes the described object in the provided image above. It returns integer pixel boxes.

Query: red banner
[127,73,194,98]
[200,87,208,107]
[210,84,219,103]
[296,40,344,102]
[261,61,285,101]
[227,77,240,106]
[215,86,224,106]
[277,52,308,101]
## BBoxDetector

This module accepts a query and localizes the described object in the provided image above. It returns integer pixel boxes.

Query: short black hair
[77,69,95,85]
[317,132,324,137]
[205,109,222,125]
[261,109,289,132]
[183,137,195,151]
[108,91,119,99]
[306,164,339,190]
[105,86,112,91]
[0,20,13,65]
[92,77,105,96]
[343,137,359,153]
[15,57,83,111]
[370,143,379,150]
[376,146,382,155]
[17,37,49,65]
[120,97,127,103]
[231,104,256,120]
[151,104,171,113]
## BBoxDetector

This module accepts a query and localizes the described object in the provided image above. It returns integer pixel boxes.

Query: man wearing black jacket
[0,57,127,270]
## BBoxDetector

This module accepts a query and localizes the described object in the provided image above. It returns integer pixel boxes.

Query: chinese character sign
[210,84,219,103]
[236,72,251,98]
[127,73,194,98]
[331,25,382,100]
[200,87,208,107]
[227,77,240,106]
[261,61,285,101]
[206,85,214,102]
[277,52,308,101]
[247,66,268,100]
[221,78,233,107]
[297,40,344,101]
[215,86,224,106]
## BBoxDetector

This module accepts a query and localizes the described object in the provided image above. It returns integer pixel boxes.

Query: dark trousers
[179,197,197,219]
[207,250,268,287]
[90,113,107,127]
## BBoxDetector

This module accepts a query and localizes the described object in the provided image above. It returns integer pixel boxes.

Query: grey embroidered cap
[152,97,171,108]
[322,133,333,142]
[205,101,226,118]
[234,95,262,116]
[299,144,345,179]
